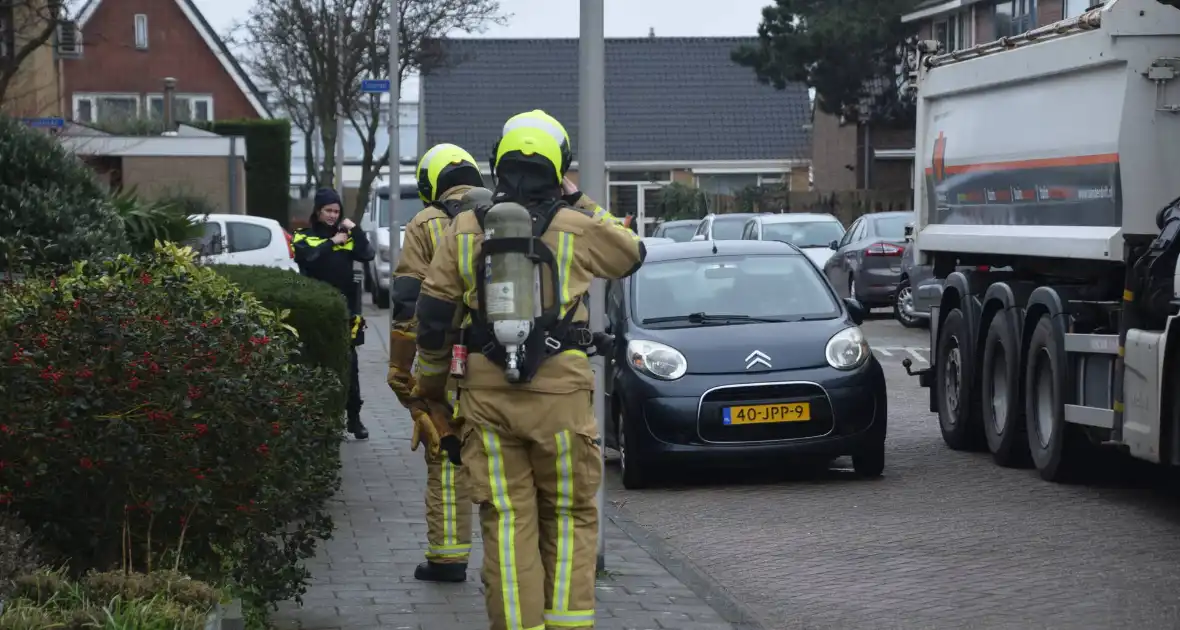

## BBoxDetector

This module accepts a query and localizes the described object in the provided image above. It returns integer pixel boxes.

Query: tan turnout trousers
[423,389,473,563]
[459,388,602,630]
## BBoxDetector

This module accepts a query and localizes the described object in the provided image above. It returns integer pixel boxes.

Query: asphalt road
[605,312,1180,630]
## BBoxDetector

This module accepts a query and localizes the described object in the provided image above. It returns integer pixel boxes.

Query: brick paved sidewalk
[272,308,747,630]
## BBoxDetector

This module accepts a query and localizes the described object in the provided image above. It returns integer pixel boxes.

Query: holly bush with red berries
[0,243,344,609]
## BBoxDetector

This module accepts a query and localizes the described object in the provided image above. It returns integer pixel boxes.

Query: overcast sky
[193,0,773,98]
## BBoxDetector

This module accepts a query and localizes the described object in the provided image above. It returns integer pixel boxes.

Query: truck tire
[936,308,985,451]
[1024,315,1085,482]
[981,314,1030,468]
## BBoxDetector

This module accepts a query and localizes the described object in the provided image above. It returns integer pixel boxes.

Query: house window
[56,20,81,57]
[72,93,140,124]
[757,172,786,185]
[1065,0,1097,17]
[134,14,148,49]
[608,170,670,183]
[934,10,972,52]
[147,94,214,123]
[696,173,759,195]
[995,0,1036,38]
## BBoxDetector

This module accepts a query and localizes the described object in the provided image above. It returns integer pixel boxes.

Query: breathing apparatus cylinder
[482,201,537,382]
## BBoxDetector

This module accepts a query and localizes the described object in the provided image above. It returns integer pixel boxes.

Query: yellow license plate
[723,403,811,425]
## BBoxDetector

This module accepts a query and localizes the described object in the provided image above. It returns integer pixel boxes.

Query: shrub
[0,516,41,601]
[0,569,218,630]
[0,243,342,609]
[108,188,208,253]
[0,114,129,272]
[210,264,350,417]
[200,120,292,229]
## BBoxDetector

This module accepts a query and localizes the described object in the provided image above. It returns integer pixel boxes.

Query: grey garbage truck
[905,0,1180,481]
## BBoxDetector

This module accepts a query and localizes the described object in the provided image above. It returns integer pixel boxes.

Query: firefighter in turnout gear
[387,143,488,583]
[412,110,645,629]
[293,187,374,440]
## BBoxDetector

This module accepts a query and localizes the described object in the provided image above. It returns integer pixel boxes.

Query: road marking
[873,346,929,363]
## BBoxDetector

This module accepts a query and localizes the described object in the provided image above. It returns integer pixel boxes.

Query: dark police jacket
[292,220,375,314]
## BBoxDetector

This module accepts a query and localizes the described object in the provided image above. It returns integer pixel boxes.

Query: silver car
[821,211,913,308]
[895,222,934,328]
[651,219,700,242]
[689,213,765,241]
[739,212,846,269]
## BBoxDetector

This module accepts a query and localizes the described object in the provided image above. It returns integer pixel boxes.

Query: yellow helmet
[416,143,484,202]
[491,110,573,183]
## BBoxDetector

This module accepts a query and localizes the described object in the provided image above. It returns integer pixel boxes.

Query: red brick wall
[1038,0,1065,26]
[63,0,257,120]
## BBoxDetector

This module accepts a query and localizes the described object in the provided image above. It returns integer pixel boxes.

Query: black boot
[414,561,467,583]
[346,411,369,440]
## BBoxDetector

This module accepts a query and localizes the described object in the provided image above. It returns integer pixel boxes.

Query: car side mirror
[203,236,224,256]
[904,223,915,242]
[844,298,865,325]
[829,240,839,250]
[691,234,705,242]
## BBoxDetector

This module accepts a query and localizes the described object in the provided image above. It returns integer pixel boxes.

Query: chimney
[648,27,655,38]
[162,77,177,135]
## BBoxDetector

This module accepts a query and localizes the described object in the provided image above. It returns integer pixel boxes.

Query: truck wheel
[1024,315,1085,482]
[981,314,1030,468]
[936,308,985,451]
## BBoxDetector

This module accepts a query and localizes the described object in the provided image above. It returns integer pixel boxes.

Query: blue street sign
[22,117,64,129]
[360,79,391,93]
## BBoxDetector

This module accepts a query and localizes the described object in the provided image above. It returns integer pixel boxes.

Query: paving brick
[271,304,736,629]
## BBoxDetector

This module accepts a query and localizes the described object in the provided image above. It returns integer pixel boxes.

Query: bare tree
[0,0,76,107]
[239,0,505,219]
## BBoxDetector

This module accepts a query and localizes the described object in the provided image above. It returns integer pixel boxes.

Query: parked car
[739,212,846,269]
[361,178,423,308]
[603,240,887,489]
[895,222,933,328]
[188,214,298,272]
[821,210,913,308]
[651,219,701,242]
[689,213,764,242]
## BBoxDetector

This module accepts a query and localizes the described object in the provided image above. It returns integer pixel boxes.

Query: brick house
[420,36,812,222]
[811,0,1100,193]
[0,0,64,118]
[62,0,270,125]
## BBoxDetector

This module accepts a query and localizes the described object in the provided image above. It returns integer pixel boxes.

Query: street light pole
[334,2,345,191]
[387,0,400,332]
[578,0,607,573]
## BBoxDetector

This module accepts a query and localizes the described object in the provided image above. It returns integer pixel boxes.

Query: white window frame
[134,14,148,50]
[146,93,215,122]
[56,20,82,58]
[933,10,972,53]
[72,92,141,124]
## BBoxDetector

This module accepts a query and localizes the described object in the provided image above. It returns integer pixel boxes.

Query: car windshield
[659,224,698,242]
[711,217,749,240]
[632,255,841,325]
[873,215,912,239]
[761,221,845,248]
[377,195,424,227]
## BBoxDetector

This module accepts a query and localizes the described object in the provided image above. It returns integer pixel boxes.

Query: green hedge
[0,114,129,272]
[210,264,349,415]
[200,120,292,229]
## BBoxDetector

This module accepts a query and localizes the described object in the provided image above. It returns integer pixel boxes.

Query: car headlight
[626,340,687,380]
[825,326,870,370]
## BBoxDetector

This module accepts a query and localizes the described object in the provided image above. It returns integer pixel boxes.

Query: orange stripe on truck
[923,152,1119,175]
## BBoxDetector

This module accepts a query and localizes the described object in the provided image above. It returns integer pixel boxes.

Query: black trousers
[347,347,362,419]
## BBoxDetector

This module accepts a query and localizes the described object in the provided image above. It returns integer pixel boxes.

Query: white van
[360,176,423,308]
[189,214,298,272]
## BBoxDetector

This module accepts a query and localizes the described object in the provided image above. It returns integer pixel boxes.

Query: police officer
[293,187,374,440]
[386,143,488,583]
[412,110,645,629]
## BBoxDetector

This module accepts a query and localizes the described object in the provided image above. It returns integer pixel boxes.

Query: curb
[605,500,766,630]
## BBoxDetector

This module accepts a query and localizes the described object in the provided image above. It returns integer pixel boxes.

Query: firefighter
[412,110,645,629]
[386,143,488,582]
[292,187,374,440]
